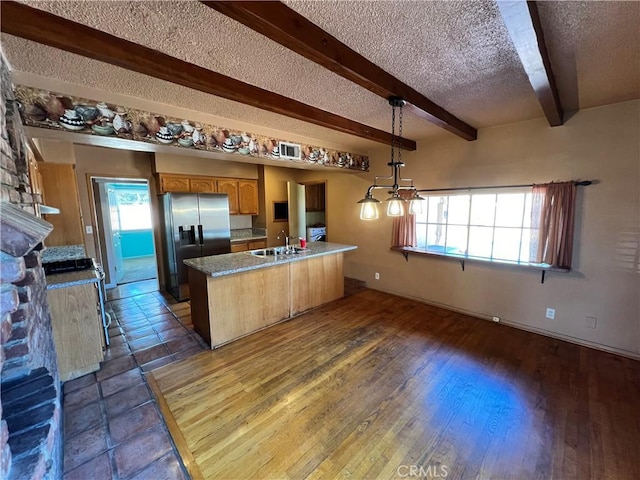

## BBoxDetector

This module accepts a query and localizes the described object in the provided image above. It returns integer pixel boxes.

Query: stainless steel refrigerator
[160,193,231,301]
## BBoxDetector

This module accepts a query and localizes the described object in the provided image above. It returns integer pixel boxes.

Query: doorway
[91,178,158,288]
[302,181,327,241]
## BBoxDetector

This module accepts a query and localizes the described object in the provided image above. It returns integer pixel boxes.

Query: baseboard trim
[367,286,640,362]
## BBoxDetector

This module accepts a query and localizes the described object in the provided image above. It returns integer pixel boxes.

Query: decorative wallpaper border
[13,85,369,171]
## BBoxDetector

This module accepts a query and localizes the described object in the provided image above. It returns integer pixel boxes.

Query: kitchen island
[184,242,357,348]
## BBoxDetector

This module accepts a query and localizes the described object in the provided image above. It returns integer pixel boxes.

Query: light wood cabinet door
[230,240,265,252]
[206,265,290,347]
[230,243,248,253]
[189,177,216,193]
[39,162,84,246]
[160,174,190,193]
[47,282,104,381]
[27,147,43,198]
[247,240,266,250]
[289,253,344,316]
[238,179,259,215]
[216,178,239,214]
[157,174,260,215]
[305,183,325,211]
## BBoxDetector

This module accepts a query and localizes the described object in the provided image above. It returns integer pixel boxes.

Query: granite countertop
[184,242,357,278]
[42,245,87,262]
[46,268,100,290]
[230,228,268,243]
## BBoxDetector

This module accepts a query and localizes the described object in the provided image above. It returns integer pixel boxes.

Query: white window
[109,188,152,231]
[415,189,538,264]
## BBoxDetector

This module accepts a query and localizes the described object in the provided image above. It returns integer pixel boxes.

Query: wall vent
[278,142,301,161]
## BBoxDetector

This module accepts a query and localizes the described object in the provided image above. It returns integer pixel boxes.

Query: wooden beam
[204,1,477,141]
[497,1,563,126]
[0,1,416,150]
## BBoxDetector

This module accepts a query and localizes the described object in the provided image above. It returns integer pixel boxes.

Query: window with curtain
[408,182,577,269]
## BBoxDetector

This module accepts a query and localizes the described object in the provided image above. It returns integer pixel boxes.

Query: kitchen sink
[249,247,303,257]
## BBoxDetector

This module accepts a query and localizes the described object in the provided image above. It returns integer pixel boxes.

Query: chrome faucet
[277,229,289,252]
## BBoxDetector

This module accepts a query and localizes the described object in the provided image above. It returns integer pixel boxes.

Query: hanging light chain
[398,100,403,166]
[390,101,396,165]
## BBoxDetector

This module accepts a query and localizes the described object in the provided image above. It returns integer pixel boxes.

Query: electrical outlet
[492,316,500,323]
[374,272,380,280]
[85,225,93,234]
[586,316,597,329]
[545,308,555,320]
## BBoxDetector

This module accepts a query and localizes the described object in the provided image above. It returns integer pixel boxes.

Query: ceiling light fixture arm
[358,97,424,220]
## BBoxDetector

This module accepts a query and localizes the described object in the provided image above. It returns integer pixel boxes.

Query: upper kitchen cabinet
[190,177,216,193]
[157,173,259,215]
[216,178,239,215]
[39,162,84,246]
[158,174,194,193]
[217,178,258,215]
[158,173,216,193]
[238,180,259,215]
[305,183,325,212]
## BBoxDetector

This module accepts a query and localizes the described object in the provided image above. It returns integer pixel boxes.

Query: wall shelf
[391,246,569,284]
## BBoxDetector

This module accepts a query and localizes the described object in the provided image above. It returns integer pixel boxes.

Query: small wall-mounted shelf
[391,246,569,284]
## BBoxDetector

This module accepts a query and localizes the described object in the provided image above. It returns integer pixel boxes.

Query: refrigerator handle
[189,225,196,245]
[197,224,204,245]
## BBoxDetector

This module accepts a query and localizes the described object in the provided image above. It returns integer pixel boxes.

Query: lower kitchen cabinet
[187,248,348,349]
[47,281,104,381]
[289,253,344,316]
[230,239,267,253]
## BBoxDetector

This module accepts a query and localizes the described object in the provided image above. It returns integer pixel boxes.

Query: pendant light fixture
[358,97,425,220]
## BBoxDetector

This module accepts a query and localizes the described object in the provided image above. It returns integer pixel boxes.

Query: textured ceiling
[2,0,639,152]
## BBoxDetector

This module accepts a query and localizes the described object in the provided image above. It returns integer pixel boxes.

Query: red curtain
[531,182,577,268]
[391,190,417,247]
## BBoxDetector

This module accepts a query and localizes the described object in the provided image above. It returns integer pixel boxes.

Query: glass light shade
[409,195,425,214]
[358,196,380,220]
[360,201,379,220]
[386,196,405,217]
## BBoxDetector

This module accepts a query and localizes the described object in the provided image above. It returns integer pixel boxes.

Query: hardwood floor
[148,289,640,480]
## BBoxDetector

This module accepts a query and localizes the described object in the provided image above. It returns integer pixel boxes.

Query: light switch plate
[85,225,93,234]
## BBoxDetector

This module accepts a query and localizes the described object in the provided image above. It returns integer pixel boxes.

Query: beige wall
[317,100,640,357]
[261,165,302,246]
[32,100,639,357]
[34,138,77,165]
[72,145,156,269]
[153,152,258,179]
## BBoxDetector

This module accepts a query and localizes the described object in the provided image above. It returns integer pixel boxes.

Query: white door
[106,185,125,284]
[287,182,306,240]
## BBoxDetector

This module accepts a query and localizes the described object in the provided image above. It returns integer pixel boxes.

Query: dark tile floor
[62,281,207,480]
[62,276,366,479]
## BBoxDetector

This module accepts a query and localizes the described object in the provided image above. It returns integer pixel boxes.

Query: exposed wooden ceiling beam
[498,0,563,126]
[0,1,416,151]
[202,1,477,141]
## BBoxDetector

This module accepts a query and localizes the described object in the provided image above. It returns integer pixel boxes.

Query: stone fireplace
[1,51,63,479]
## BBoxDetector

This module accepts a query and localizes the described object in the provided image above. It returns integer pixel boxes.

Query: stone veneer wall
[0,50,62,479]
